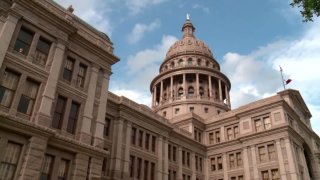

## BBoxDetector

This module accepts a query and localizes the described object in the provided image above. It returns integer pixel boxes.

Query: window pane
[0,70,20,107]
[40,154,54,180]
[17,95,30,114]
[58,159,69,180]
[77,64,87,88]
[63,58,74,81]
[52,96,67,129]
[36,38,51,54]
[18,79,39,114]
[0,142,22,180]
[14,27,34,55]
[67,102,80,134]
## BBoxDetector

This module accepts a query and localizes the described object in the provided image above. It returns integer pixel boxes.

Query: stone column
[36,41,66,126]
[222,153,228,180]
[204,156,208,180]
[276,139,287,180]
[157,136,163,180]
[154,85,157,106]
[170,76,173,102]
[227,87,231,108]
[196,73,200,99]
[218,79,223,101]
[152,88,155,107]
[178,146,183,180]
[18,136,48,180]
[285,138,298,180]
[243,147,251,180]
[183,74,186,99]
[123,121,132,179]
[208,75,212,98]
[89,157,104,179]
[93,72,110,147]
[191,152,196,180]
[79,65,99,144]
[163,138,169,180]
[72,153,90,179]
[298,146,309,180]
[220,126,225,142]
[224,85,228,106]
[0,14,19,68]
[160,80,163,104]
[250,146,259,180]
[110,118,124,179]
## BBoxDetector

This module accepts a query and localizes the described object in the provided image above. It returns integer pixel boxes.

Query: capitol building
[0,0,319,180]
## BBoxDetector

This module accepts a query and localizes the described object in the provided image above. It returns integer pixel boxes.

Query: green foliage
[290,0,320,21]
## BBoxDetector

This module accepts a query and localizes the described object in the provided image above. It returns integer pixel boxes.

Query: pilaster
[276,139,287,180]
[122,121,132,179]
[157,136,163,180]
[285,138,299,180]
[218,79,222,101]
[71,153,89,180]
[110,118,124,179]
[222,153,228,180]
[191,152,196,180]
[178,146,183,180]
[250,145,259,180]
[243,147,250,180]
[163,138,169,180]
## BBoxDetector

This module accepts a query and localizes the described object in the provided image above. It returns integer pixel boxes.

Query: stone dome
[165,19,213,60]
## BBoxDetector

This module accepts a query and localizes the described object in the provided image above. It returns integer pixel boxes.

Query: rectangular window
[150,162,155,180]
[0,69,20,107]
[199,157,202,171]
[175,108,179,114]
[209,132,214,144]
[40,154,54,180]
[66,101,80,134]
[168,144,171,160]
[255,119,263,132]
[138,130,143,147]
[14,26,34,55]
[234,126,239,138]
[58,159,70,180]
[229,154,235,168]
[63,57,74,82]
[145,133,150,150]
[17,79,39,115]
[182,150,185,165]
[210,157,216,171]
[236,152,242,166]
[195,155,198,170]
[217,156,223,170]
[104,118,111,136]
[268,144,276,160]
[186,152,190,167]
[136,158,142,179]
[227,128,233,140]
[34,37,51,66]
[264,117,271,130]
[151,136,156,152]
[254,115,271,132]
[129,156,135,177]
[262,170,269,180]
[76,64,87,88]
[0,142,22,180]
[172,146,177,161]
[258,146,267,162]
[271,169,280,180]
[144,160,149,180]
[215,131,220,143]
[52,96,67,129]
[131,127,136,145]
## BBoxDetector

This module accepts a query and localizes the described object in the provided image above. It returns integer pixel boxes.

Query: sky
[54,0,320,134]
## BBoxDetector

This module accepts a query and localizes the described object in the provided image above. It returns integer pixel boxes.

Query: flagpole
[279,66,285,90]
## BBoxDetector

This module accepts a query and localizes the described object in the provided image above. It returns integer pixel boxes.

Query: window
[168,144,171,160]
[138,130,143,147]
[34,37,51,66]
[0,142,22,180]
[188,58,192,65]
[104,118,111,137]
[0,69,20,107]
[178,88,183,97]
[17,79,39,115]
[57,159,69,180]
[210,155,223,171]
[178,59,183,66]
[208,129,220,144]
[63,57,74,82]
[145,133,150,150]
[151,136,156,152]
[189,107,194,112]
[175,108,180,114]
[129,156,135,177]
[186,152,190,167]
[136,158,142,179]
[150,162,155,180]
[197,59,201,66]
[204,107,208,113]
[188,87,194,96]
[66,101,80,134]
[131,127,136,145]
[228,152,242,169]
[261,170,269,180]
[76,64,87,88]
[144,160,149,180]
[253,114,271,132]
[163,111,166,117]
[258,143,277,162]
[52,96,67,129]
[262,169,279,180]
[14,26,34,55]
[194,129,202,142]
[172,146,177,161]
[230,175,244,180]
[226,124,239,140]
[40,154,54,180]
[271,169,280,180]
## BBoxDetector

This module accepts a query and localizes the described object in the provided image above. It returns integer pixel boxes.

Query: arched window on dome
[197,59,201,66]
[206,61,209,67]
[164,65,168,70]
[199,87,204,97]
[178,87,184,97]
[170,61,175,68]
[178,59,184,67]
[188,58,192,65]
[188,86,194,97]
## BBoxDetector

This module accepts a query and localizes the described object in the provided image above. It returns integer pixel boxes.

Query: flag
[285,79,292,85]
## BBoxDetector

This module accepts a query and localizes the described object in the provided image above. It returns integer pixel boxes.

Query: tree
[290,0,320,21]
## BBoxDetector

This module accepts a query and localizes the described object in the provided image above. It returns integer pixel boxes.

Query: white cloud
[126,0,168,14]
[222,21,320,134]
[127,35,178,73]
[128,20,161,44]
[54,0,113,35]
[192,4,210,14]
[110,88,151,106]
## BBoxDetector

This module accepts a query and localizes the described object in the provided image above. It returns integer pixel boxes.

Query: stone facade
[0,1,319,180]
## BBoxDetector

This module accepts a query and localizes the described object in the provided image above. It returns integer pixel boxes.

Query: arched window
[197,59,201,66]
[178,87,184,97]
[164,65,168,70]
[178,59,184,66]
[170,61,175,68]
[206,61,209,67]
[199,87,204,97]
[188,58,192,65]
[188,86,194,96]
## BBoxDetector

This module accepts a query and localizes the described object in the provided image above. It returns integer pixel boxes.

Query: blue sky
[54,0,320,134]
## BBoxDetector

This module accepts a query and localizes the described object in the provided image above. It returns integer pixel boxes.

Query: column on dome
[154,85,157,106]
[218,79,223,101]
[183,73,186,99]
[170,76,173,102]
[160,80,163,104]
[196,73,200,99]
[224,85,228,106]
[208,75,212,99]
[152,87,155,107]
